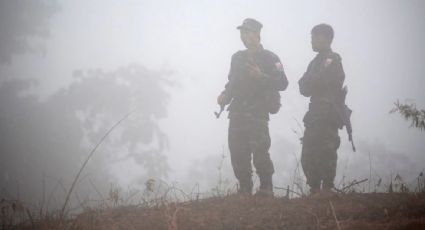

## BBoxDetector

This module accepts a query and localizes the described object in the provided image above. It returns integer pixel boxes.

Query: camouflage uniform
[222,46,288,194]
[298,49,345,191]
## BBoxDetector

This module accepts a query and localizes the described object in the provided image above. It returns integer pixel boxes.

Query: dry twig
[329,200,341,230]
[60,109,136,221]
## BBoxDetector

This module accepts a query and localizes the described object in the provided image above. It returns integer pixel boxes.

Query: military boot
[308,182,320,196]
[309,187,320,196]
[238,178,253,195]
[322,180,336,197]
[322,180,335,191]
[255,174,274,197]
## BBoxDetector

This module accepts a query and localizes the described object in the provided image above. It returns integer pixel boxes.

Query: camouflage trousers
[228,117,274,194]
[301,121,340,190]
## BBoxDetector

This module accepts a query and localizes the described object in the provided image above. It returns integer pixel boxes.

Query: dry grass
[5,191,425,230]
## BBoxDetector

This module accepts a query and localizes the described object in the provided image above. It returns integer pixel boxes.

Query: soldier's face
[240,29,260,49]
[311,33,330,52]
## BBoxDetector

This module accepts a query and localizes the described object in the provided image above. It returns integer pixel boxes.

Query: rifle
[335,86,356,152]
[215,103,225,119]
[214,54,254,119]
[343,103,356,152]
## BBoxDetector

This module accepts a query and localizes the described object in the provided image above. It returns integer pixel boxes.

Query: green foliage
[390,101,425,131]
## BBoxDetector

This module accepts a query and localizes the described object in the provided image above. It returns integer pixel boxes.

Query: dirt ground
[64,193,425,230]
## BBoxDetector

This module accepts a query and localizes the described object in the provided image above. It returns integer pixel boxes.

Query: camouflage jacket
[221,45,288,121]
[298,49,345,126]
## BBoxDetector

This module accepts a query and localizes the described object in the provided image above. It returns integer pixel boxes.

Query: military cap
[237,18,263,33]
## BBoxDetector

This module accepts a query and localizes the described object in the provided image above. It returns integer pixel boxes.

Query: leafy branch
[390,101,425,131]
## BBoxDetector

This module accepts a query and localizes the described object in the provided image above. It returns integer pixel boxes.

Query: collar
[318,48,332,57]
[247,44,264,54]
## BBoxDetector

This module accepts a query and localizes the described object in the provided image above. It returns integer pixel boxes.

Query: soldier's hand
[246,62,263,79]
[217,93,230,105]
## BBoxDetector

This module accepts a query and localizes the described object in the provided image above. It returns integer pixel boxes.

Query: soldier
[217,18,288,196]
[298,24,345,194]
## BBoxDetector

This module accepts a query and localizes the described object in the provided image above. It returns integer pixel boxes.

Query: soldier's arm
[326,56,345,90]
[314,54,345,91]
[298,62,314,97]
[219,53,239,105]
[256,53,289,91]
[299,54,345,96]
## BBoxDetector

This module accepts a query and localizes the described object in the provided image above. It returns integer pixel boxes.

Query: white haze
[2,0,425,195]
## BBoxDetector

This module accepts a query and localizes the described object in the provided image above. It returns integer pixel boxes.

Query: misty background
[1,0,424,207]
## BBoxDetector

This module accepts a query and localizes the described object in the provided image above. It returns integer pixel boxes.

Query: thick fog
[1,0,424,206]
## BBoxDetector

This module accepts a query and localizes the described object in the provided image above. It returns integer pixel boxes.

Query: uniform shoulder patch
[263,49,283,71]
[275,62,284,72]
[324,58,333,68]
[329,52,342,62]
[324,52,342,67]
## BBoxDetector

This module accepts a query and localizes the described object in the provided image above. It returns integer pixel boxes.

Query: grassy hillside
[13,192,425,230]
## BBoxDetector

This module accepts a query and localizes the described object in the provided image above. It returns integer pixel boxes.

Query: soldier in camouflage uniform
[217,18,288,196]
[298,24,345,194]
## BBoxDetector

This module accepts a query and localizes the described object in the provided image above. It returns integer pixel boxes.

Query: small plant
[212,149,233,197]
[0,199,34,229]
[108,184,122,206]
[390,100,425,130]
[289,118,307,198]
[393,174,409,193]
[417,172,425,193]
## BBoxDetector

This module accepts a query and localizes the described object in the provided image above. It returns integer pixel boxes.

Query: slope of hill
[66,193,425,230]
